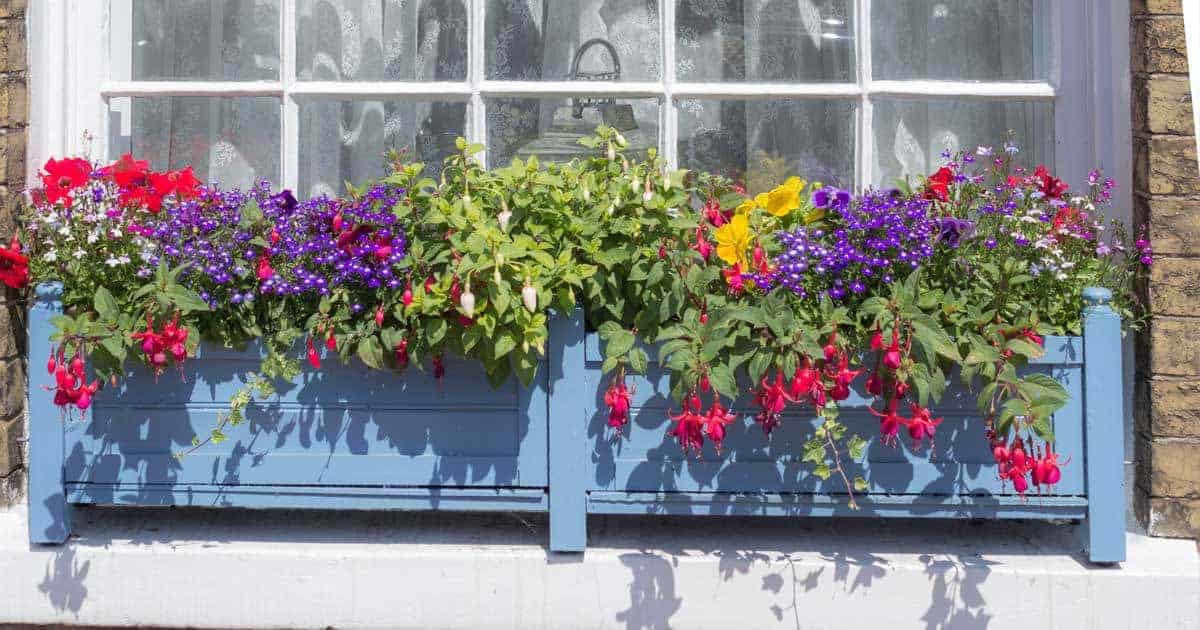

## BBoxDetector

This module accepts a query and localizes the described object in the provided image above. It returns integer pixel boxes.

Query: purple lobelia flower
[771,190,938,301]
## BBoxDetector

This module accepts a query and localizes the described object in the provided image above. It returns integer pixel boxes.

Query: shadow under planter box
[28,283,1127,564]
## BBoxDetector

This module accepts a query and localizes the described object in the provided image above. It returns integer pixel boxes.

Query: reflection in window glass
[297,100,466,199]
[486,97,659,167]
[678,99,855,192]
[109,97,281,189]
[297,0,468,81]
[872,99,1053,186]
[676,0,853,83]
[872,1,1049,81]
[486,0,661,81]
[125,0,280,81]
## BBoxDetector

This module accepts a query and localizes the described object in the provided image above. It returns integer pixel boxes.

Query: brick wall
[0,0,25,503]
[1132,0,1200,538]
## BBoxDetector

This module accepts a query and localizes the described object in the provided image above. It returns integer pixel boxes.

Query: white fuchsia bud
[522,278,537,312]
[582,184,591,202]
[498,204,512,232]
[460,288,476,318]
[607,143,616,161]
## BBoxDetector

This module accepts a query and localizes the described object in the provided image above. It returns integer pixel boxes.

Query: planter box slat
[65,483,549,511]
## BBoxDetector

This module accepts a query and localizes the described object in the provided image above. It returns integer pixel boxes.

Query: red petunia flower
[1033,165,1068,199]
[923,167,954,202]
[0,234,28,289]
[150,166,201,200]
[40,157,92,207]
[102,153,151,189]
[119,186,165,213]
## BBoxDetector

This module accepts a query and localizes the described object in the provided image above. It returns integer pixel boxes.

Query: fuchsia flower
[47,351,100,411]
[722,263,746,294]
[130,314,189,376]
[754,371,794,435]
[694,227,714,260]
[256,256,275,281]
[870,399,906,447]
[1031,447,1066,488]
[905,403,943,449]
[883,330,903,370]
[702,401,736,453]
[668,395,706,455]
[604,378,633,433]
[394,338,409,370]
[789,357,816,400]
[306,337,321,369]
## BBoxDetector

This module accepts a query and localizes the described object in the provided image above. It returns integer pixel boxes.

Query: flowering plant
[17,130,1148,499]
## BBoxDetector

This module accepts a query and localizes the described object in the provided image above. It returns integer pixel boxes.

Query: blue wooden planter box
[28,283,1127,563]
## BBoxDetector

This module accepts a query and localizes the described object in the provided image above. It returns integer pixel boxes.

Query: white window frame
[29,0,1130,203]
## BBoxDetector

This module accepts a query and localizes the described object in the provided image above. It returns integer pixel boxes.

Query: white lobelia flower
[73,248,86,259]
[43,251,57,262]
[87,231,100,244]
[105,257,121,267]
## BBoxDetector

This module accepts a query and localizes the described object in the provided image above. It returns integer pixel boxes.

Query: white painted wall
[1185,0,1200,173]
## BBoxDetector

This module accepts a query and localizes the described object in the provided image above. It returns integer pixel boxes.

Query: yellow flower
[714,213,751,267]
[736,199,757,215]
[764,176,805,217]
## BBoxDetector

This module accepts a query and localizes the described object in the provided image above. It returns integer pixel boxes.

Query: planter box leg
[548,309,587,552]
[1081,287,1125,565]
[28,282,73,545]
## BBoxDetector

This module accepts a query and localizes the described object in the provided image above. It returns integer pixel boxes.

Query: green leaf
[494,332,517,360]
[627,348,649,374]
[163,286,210,313]
[707,364,737,399]
[911,317,961,362]
[1006,338,1045,360]
[748,352,772,383]
[605,330,636,357]
[94,287,118,321]
[357,335,384,369]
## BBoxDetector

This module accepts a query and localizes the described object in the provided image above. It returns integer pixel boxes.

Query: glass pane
[676,0,853,83]
[122,0,280,81]
[872,1,1049,81]
[109,96,281,189]
[486,0,661,81]
[297,0,468,81]
[872,99,1054,186]
[297,100,467,198]
[486,97,660,167]
[678,99,855,191]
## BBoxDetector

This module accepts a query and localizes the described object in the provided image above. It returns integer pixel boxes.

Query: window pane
[297,0,468,81]
[109,96,281,189]
[872,1,1050,81]
[122,0,280,81]
[676,0,853,83]
[486,97,660,167]
[486,1,661,81]
[297,100,466,198]
[872,99,1054,186]
[678,99,855,191]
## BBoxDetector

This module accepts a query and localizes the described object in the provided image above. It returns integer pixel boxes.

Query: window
[31,0,1121,199]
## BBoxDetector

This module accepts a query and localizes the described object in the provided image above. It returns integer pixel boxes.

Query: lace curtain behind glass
[296,0,468,198]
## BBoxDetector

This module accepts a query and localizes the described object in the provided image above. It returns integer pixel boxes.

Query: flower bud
[460,288,476,318]
[522,279,537,312]
[498,208,513,232]
[607,143,616,161]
